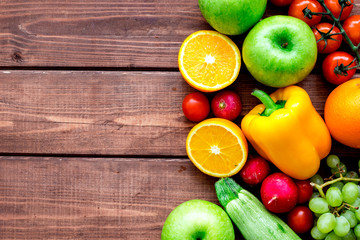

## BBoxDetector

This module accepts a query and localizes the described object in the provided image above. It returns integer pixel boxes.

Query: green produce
[311,226,328,239]
[161,199,235,240]
[317,212,336,233]
[215,178,301,240]
[242,15,317,88]
[309,155,360,238]
[341,210,358,228]
[327,155,341,169]
[331,181,344,191]
[325,231,342,239]
[342,182,359,204]
[342,229,356,240]
[309,197,330,214]
[326,187,343,207]
[334,216,351,237]
[198,0,267,35]
[354,224,360,238]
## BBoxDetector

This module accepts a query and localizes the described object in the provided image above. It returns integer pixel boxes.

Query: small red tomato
[288,0,324,26]
[324,0,353,21]
[270,0,294,7]
[240,156,271,186]
[312,22,342,54]
[295,180,313,204]
[322,51,357,85]
[182,92,210,122]
[343,15,360,46]
[211,90,242,121]
[287,206,313,234]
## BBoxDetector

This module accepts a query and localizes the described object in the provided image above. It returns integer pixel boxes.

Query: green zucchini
[215,178,301,240]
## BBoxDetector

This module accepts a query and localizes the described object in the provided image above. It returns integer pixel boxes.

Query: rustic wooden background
[0,0,359,239]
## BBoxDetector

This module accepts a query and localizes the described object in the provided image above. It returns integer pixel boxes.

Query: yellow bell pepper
[241,86,332,180]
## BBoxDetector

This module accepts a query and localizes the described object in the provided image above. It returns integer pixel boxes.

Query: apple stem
[251,89,286,117]
[281,42,288,48]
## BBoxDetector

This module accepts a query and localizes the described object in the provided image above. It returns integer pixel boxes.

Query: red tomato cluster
[270,0,359,85]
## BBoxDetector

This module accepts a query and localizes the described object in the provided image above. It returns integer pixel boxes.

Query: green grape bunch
[309,155,360,239]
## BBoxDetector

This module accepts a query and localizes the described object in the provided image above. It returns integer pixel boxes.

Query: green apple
[161,199,234,240]
[198,0,267,35]
[242,15,317,88]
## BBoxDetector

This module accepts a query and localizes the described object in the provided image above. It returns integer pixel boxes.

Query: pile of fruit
[162,0,359,239]
[309,156,360,239]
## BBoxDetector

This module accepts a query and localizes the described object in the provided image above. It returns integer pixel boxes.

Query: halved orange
[186,118,248,177]
[178,30,241,92]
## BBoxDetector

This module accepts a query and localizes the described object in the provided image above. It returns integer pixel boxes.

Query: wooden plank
[0,0,210,68]
[0,0,358,68]
[0,156,218,240]
[0,70,359,156]
[1,156,359,239]
[0,70,192,155]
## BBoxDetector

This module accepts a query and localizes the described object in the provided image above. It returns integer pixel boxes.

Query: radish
[211,90,242,121]
[260,172,298,213]
[239,156,271,186]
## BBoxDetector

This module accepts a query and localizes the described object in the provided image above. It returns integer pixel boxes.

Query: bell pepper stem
[251,89,285,117]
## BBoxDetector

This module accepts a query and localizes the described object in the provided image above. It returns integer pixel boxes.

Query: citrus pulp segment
[186,118,248,177]
[178,30,241,92]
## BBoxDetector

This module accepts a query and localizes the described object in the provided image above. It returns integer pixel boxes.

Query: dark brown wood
[0,0,209,68]
[0,70,358,156]
[0,0,358,68]
[0,156,218,240]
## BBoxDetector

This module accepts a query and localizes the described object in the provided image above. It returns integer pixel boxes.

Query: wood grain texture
[0,70,359,156]
[0,156,218,240]
[1,156,359,240]
[0,0,210,68]
[0,0,358,68]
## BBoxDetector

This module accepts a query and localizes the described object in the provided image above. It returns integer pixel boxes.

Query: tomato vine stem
[313,0,360,70]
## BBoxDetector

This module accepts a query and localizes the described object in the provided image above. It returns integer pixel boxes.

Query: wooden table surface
[0,1,359,239]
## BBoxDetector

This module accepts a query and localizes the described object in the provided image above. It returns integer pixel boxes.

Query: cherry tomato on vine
[322,51,357,85]
[182,92,210,122]
[343,15,360,46]
[324,0,353,21]
[270,0,294,7]
[287,206,313,234]
[288,0,324,26]
[312,22,342,54]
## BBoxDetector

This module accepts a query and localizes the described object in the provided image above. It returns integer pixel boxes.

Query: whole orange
[324,78,360,149]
